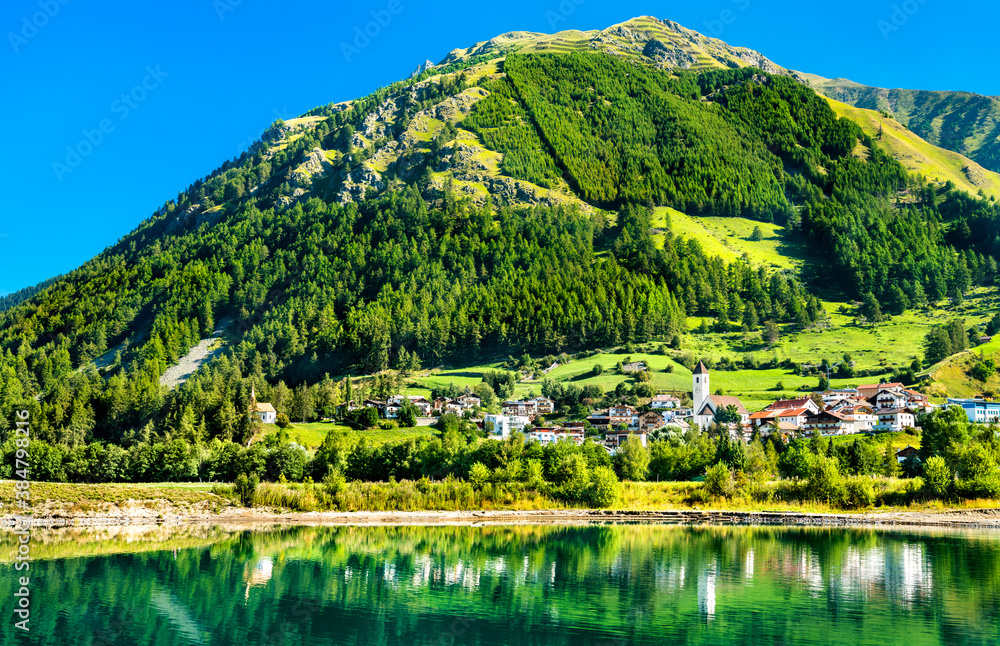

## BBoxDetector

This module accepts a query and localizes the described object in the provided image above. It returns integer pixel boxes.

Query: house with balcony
[803,410,856,435]
[873,407,916,432]
[650,394,681,410]
[484,414,531,439]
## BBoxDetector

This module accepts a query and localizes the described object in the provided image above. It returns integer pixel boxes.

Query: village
[253,361,1000,455]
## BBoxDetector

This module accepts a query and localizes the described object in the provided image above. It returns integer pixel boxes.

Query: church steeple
[692,361,710,414]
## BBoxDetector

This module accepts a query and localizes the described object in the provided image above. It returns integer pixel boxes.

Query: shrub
[614,436,650,481]
[234,473,259,507]
[844,478,876,509]
[704,462,735,498]
[555,453,591,502]
[276,412,291,429]
[468,462,491,489]
[807,456,845,505]
[322,470,346,497]
[923,456,952,498]
[588,466,621,508]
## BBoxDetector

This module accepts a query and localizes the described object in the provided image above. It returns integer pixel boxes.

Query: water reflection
[0,523,997,646]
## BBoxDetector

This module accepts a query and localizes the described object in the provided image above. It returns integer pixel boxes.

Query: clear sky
[2,0,998,296]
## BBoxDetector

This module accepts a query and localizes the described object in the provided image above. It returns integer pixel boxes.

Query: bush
[807,456,845,505]
[704,462,735,498]
[923,456,952,498]
[555,453,591,502]
[844,478,876,509]
[234,473,259,507]
[322,470,346,497]
[588,466,621,508]
[276,412,291,429]
[614,436,650,481]
[468,462,491,489]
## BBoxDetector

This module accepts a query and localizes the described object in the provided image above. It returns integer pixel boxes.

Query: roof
[858,382,903,391]
[693,361,709,375]
[709,395,748,416]
[766,398,813,410]
[878,407,915,415]
[652,394,680,401]
[778,407,810,417]
[749,410,780,420]
[809,410,853,421]
[255,403,276,413]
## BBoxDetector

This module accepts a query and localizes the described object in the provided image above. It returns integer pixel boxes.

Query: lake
[2,522,999,645]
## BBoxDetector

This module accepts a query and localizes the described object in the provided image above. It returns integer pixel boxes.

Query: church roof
[255,403,276,413]
[693,361,709,375]
[710,395,748,416]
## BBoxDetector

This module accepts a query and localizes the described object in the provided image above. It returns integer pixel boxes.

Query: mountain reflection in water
[1,523,997,646]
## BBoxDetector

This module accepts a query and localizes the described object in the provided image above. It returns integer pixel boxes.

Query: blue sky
[2,0,997,296]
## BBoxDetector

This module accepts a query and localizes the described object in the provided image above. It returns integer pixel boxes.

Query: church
[690,361,750,431]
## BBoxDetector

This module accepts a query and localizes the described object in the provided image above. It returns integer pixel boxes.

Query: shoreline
[5,507,1000,529]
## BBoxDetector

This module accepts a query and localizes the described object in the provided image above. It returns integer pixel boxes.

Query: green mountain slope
[2,16,1000,451]
[805,73,1000,174]
[823,97,1000,200]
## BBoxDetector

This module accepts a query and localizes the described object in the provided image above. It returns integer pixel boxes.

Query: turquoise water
[2,523,999,645]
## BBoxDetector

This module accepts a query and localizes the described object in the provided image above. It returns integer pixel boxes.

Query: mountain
[438,16,798,77]
[805,73,1000,175]
[3,16,1000,448]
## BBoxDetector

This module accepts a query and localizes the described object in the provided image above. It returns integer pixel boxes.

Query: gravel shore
[5,507,1000,529]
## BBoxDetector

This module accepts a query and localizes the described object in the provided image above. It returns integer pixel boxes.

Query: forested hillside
[3,21,1000,471]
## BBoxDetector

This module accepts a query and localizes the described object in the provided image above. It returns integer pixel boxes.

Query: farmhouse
[803,410,856,435]
[529,396,556,414]
[765,397,820,415]
[874,408,917,432]
[650,394,680,409]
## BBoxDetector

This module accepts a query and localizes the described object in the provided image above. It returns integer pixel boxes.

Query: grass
[652,207,810,271]
[261,421,437,451]
[825,97,1000,201]
[407,283,999,410]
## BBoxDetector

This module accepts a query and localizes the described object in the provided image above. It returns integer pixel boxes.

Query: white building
[690,362,749,431]
[650,394,680,410]
[254,402,277,425]
[948,398,1000,423]
[874,408,916,432]
[524,430,584,446]
[484,414,530,439]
